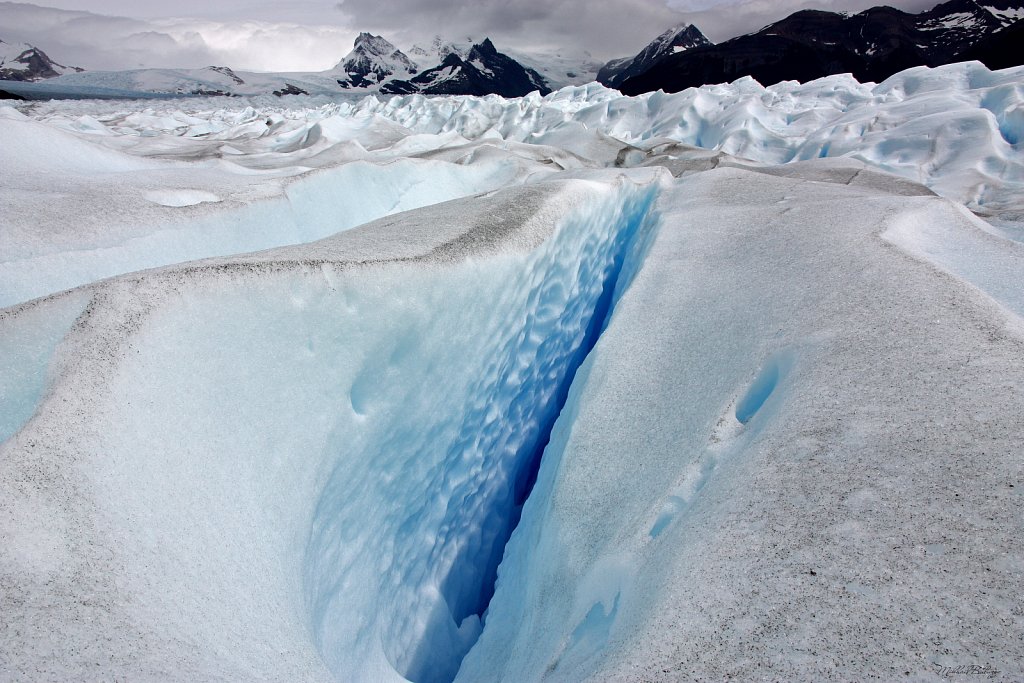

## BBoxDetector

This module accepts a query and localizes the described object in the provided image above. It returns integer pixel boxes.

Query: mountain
[408,36,472,64]
[598,24,711,88]
[334,32,418,88]
[957,17,1024,69]
[914,0,1010,59]
[2,33,554,100]
[381,38,551,97]
[494,48,603,90]
[0,38,82,81]
[620,0,1024,95]
[409,36,602,90]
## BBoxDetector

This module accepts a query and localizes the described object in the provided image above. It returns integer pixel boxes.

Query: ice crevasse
[0,170,662,682]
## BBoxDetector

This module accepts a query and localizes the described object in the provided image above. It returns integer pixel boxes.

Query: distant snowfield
[1,62,1023,681]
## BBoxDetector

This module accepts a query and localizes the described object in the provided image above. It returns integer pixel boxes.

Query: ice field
[1,62,1023,681]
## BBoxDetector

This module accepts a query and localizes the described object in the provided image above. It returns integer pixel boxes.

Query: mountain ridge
[382,38,551,97]
[620,0,1024,94]
[597,24,711,88]
[0,38,82,81]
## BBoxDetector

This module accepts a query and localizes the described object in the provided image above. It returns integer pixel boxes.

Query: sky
[0,0,937,72]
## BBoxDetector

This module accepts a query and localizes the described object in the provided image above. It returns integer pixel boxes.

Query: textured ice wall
[305,177,657,683]
[0,172,661,682]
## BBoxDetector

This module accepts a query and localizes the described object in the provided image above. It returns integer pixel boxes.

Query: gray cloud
[336,0,942,59]
[0,2,357,71]
[673,0,937,42]
[2,0,950,72]
[335,0,687,58]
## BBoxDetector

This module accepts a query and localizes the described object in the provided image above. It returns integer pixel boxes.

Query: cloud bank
[3,0,945,72]
[334,0,938,58]
[672,0,936,42]
[0,2,357,71]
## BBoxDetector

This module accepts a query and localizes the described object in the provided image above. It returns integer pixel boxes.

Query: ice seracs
[3,62,1023,306]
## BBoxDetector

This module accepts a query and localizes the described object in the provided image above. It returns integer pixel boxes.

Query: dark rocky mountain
[620,0,1024,95]
[598,24,711,88]
[382,38,551,97]
[335,32,418,89]
[0,39,82,81]
[957,17,1024,69]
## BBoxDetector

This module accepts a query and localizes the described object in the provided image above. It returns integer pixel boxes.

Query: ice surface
[2,61,1023,682]
[459,164,1024,682]
[0,111,573,306]
[5,62,1024,308]
[0,291,89,442]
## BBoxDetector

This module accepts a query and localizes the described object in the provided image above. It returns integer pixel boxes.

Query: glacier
[1,62,1023,681]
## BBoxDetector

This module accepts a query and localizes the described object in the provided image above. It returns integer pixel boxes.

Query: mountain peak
[0,38,82,81]
[351,32,402,57]
[597,23,711,88]
[382,37,550,97]
[619,0,1024,95]
[334,32,418,88]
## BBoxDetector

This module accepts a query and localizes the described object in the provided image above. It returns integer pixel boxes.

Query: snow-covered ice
[461,164,1024,681]
[1,62,1023,681]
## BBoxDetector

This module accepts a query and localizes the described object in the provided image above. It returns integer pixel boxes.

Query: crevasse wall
[304,178,659,683]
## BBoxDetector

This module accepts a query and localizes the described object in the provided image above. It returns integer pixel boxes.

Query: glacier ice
[5,61,1024,310]
[0,171,663,681]
[2,62,1023,681]
[459,163,1024,681]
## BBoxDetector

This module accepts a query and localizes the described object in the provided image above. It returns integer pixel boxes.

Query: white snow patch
[143,189,222,207]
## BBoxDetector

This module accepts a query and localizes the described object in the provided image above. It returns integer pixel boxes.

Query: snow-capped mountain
[382,38,550,97]
[408,35,473,64]
[409,36,601,90]
[620,0,1024,94]
[0,38,82,81]
[957,13,1024,68]
[500,48,603,90]
[333,32,418,89]
[597,24,711,88]
[2,33,553,99]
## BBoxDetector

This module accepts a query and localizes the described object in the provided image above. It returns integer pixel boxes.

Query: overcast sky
[0,0,937,72]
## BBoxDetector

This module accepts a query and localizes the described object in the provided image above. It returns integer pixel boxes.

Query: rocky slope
[0,38,81,81]
[382,38,550,97]
[620,0,1024,94]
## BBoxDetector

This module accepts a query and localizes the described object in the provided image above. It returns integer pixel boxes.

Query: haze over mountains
[2,0,1022,100]
[0,37,80,82]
